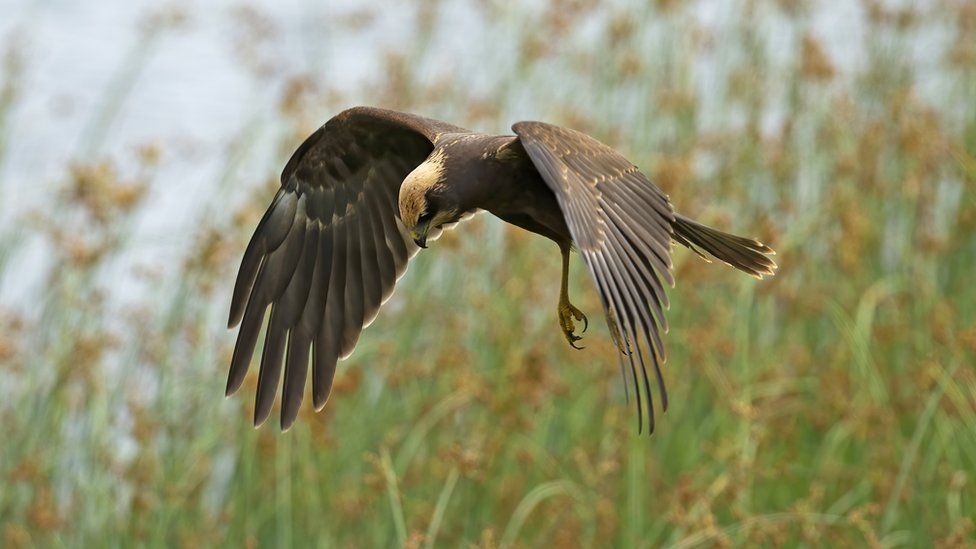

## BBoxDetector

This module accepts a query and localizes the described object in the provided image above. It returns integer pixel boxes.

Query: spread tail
[672,213,777,279]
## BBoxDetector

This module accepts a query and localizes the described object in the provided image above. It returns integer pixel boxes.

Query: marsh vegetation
[1,1,974,546]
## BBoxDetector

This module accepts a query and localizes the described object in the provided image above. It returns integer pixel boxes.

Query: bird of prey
[226,106,776,432]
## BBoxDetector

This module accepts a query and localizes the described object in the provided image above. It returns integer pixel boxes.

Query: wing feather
[341,206,366,359]
[357,199,383,327]
[322,218,347,367]
[513,121,675,432]
[254,303,286,425]
[228,190,298,327]
[369,209,396,305]
[228,106,463,429]
[281,328,311,428]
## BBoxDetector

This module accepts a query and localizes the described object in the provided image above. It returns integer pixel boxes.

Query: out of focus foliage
[1,1,974,546]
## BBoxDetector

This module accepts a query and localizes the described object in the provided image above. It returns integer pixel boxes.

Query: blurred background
[1,0,974,546]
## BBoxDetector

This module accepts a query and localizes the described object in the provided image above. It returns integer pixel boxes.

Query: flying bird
[226,106,776,432]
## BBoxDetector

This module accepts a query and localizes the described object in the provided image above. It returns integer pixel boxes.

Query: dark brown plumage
[227,106,776,432]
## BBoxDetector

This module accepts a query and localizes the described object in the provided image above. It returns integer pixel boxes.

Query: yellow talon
[558,300,588,350]
[556,242,589,349]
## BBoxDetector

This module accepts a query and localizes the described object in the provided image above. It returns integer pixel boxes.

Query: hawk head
[398,149,459,248]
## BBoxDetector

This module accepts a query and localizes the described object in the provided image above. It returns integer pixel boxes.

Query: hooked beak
[411,221,430,249]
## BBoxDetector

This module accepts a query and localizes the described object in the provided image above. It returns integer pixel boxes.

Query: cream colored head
[399,149,450,247]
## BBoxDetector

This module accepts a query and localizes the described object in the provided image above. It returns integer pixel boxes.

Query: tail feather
[672,213,777,279]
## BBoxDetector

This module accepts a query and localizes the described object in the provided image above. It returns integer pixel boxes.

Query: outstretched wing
[227,106,467,430]
[513,121,675,433]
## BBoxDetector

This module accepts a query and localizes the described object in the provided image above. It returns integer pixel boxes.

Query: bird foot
[558,300,588,350]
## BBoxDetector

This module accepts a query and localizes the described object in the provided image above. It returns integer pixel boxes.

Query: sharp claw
[563,329,585,350]
[559,303,588,350]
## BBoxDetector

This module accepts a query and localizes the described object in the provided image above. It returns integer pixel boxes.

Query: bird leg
[557,244,588,349]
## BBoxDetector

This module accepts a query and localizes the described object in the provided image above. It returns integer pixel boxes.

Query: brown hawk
[226,107,777,432]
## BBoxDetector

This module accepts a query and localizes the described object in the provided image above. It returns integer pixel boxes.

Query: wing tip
[313,392,330,412]
[280,413,297,432]
[225,373,245,398]
[227,311,241,329]
[227,285,252,329]
[253,399,272,428]
[751,239,776,255]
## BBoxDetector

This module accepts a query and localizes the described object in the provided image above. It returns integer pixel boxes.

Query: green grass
[2,2,975,547]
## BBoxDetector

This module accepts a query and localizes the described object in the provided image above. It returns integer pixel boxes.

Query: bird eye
[418,211,434,225]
